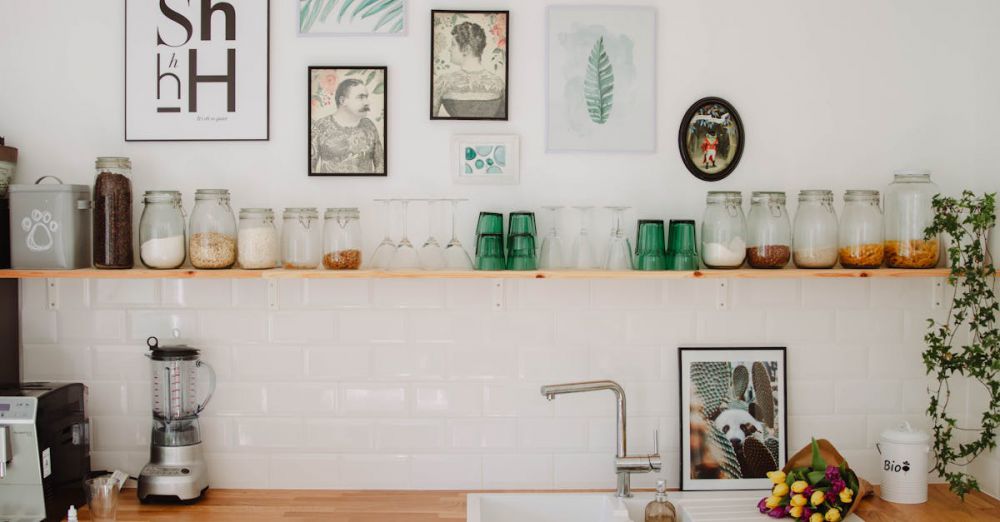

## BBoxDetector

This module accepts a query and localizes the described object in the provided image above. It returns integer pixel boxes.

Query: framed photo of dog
[679,346,787,491]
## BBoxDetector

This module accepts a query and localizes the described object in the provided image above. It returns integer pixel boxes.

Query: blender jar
[147,337,216,447]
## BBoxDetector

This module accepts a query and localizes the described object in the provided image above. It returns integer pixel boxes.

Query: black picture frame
[678,97,744,182]
[678,346,788,491]
[307,66,388,177]
[430,10,510,121]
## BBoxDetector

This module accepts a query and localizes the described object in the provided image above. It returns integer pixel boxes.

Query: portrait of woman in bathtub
[431,10,508,120]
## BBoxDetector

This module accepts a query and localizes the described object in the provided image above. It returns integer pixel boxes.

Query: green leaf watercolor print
[584,36,614,125]
[299,0,404,34]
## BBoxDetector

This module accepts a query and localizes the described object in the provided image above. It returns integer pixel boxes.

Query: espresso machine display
[138,337,215,503]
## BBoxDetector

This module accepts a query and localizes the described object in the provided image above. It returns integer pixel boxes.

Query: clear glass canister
[323,208,362,269]
[839,190,884,269]
[189,189,236,269]
[282,208,321,269]
[94,156,134,269]
[139,191,186,269]
[793,190,839,268]
[701,191,746,268]
[238,208,278,269]
[884,170,940,269]
[746,191,791,269]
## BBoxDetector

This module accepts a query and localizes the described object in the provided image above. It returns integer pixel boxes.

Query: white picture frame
[451,135,519,185]
[298,0,407,36]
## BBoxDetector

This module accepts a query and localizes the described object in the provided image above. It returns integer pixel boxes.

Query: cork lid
[0,137,17,164]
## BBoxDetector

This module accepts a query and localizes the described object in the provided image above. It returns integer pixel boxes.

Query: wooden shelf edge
[0,267,953,280]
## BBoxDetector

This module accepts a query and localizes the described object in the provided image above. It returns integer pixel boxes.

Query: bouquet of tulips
[757,438,871,521]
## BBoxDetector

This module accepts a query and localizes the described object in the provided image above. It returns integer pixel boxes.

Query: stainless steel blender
[138,336,215,503]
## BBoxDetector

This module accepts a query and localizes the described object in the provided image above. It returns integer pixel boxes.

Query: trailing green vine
[923,191,999,499]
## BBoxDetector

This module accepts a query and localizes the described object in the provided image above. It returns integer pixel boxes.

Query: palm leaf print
[584,36,614,124]
[299,0,404,34]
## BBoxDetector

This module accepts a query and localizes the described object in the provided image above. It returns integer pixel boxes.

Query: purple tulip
[802,507,813,519]
[826,490,838,504]
[830,478,846,494]
[768,507,787,518]
[758,498,770,514]
[803,486,814,498]
[825,466,841,481]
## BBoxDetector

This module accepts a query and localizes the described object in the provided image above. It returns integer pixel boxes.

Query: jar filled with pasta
[839,190,883,269]
[884,170,940,269]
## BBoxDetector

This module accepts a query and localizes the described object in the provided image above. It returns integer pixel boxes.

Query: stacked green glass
[507,233,538,270]
[666,220,699,270]
[635,219,668,271]
[475,212,505,270]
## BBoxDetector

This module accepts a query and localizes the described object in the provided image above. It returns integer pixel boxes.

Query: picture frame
[308,66,388,177]
[298,0,407,36]
[679,346,787,491]
[124,0,270,141]
[678,97,745,182]
[431,10,509,121]
[450,135,519,185]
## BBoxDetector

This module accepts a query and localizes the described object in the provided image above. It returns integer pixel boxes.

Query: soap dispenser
[644,480,676,522]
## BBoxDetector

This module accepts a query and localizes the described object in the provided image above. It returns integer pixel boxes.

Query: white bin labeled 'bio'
[877,422,930,504]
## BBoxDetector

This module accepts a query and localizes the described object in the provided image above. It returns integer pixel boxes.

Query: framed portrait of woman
[430,10,509,121]
[308,66,387,176]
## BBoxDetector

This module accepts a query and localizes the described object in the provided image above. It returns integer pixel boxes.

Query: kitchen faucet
[540,380,661,497]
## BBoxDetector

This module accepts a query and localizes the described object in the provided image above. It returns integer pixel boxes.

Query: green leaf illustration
[584,36,614,124]
[300,0,404,34]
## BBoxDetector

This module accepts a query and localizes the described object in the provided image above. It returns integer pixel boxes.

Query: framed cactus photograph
[679,346,787,491]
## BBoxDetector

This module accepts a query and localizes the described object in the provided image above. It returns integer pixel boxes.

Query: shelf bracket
[932,277,945,310]
[267,279,279,310]
[492,279,505,311]
[716,279,730,310]
[46,278,59,310]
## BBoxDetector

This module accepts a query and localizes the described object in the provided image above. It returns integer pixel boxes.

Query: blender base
[138,443,210,503]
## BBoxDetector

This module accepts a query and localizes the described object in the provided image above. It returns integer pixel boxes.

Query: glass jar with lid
[884,170,940,268]
[793,190,839,268]
[188,189,236,269]
[282,208,321,269]
[839,190,884,269]
[93,156,134,269]
[139,190,186,269]
[701,191,746,269]
[323,208,362,270]
[237,208,278,269]
[746,191,791,269]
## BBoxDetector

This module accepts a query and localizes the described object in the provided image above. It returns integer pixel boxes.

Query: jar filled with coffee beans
[746,191,791,269]
[323,208,362,270]
[93,157,134,269]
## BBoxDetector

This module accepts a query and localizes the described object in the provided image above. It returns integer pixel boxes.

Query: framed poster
[451,135,519,185]
[125,0,270,141]
[679,346,787,491]
[299,0,406,35]
[308,66,387,176]
[546,6,656,152]
[431,10,508,120]
[679,97,745,182]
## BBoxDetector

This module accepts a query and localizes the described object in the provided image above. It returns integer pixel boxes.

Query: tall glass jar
[282,208,321,269]
[839,190,884,269]
[701,191,746,269]
[139,191,186,269]
[323,208,362,270]
[746,192,791,269]
[237,208,278,269]
[189,189,236,269]
[793,190,839,268]
[884,170,940,268]
[93,156,134,269]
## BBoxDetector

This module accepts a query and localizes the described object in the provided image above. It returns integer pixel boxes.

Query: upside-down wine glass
[570,206,598,269]
[388,199,421,270]
[443,198,473,270]
[603,206,633,270]
[539,206,566,269]
[368,198,396,269]
[418,199,446,270]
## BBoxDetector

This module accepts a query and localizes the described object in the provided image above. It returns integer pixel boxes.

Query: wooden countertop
[74,485,1000,521]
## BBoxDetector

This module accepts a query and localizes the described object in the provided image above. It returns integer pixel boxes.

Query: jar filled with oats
[884,171,940,269]
[323,208,362,270]
[189,189,237,269]
[839,190,884,269]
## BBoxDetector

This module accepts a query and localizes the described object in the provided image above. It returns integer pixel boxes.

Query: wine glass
[368,198,396,269]
[443,198,473,270]
[570,206,598,269]
[539,206,566,269]
[388,199,421,270]
[419,199,446,270]
[603,206,633,270]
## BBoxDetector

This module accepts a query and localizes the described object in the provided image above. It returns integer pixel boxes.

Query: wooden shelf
[0,267,952,280]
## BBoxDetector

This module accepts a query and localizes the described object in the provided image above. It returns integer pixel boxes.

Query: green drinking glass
[506,233,538,271]
[635,219,668,271]
[475,233,506,271]
[666,219,699,270]
[477,212,504,236]
[508,211,537,237]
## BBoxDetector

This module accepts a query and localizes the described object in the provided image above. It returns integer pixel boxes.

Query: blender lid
[147,336,200,359]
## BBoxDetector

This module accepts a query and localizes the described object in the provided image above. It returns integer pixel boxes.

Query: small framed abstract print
[451,135,519,185]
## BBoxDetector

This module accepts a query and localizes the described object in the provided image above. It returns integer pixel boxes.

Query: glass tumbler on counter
[139,190,186,269]
[884,170,940,269]
[85,476,120,521]
[324,208,362,269]
[793,190,839,269]
[282,208,321,269]
[839,190,884,269]
[93,156,134,269]
[746,191,791,269]
[701,191,746,269]
[237,208,278,269]
[188,189,237,269]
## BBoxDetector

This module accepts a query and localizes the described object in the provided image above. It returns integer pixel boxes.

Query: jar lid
[751,191,786,203]
[95,157,131,169]
[707,191,742,202]
[324,207,360,219]
[240,207,274,218]
[143,190,181,202]
[146,335,200,360]
[284,207,318,216]
[0,137,17,164]
[844,190,880,200]
[893,169,932,180]
[195,188,230,199]
[798,189,834,201]
[880,422,930,445]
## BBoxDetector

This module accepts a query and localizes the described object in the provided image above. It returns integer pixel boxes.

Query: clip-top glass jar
[323,208,362,270]
[139,191,186,269]
[701,191,746,269]
[839,190,884,269]
[189,189,236,269]
[282,208,321,269]
[238,208,278,269]
[94,156,134,269]
[793,190,839,268]
[884,170,940,269]
[746,192,791,269]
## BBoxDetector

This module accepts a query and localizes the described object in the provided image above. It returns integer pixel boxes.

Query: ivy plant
[923,191,999,498]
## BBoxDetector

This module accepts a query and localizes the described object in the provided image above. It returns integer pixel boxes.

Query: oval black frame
[678,97,745,182]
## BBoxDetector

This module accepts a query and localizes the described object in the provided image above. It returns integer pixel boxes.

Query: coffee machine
[137,337,215,503]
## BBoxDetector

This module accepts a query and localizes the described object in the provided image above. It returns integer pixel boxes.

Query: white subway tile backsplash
[801,279,869,309]
[625,311,697,345]
[128,310,198,341]
[409,310,485,343]
[488,311,555,345]
[339,455,411,489]
[555,310,626,346]
[21,310,57,343]
[265,383,338,415]
[162,279,233,308]
[372,280,446,309]
[277,280,307,309]
[92,416,150,451]
[448,419,517,450]
[205,454,269,488]
[517,346,589,382]
[870,278,937,310]
[411,455,483,489]
[836,310,904,343]
[23,344,91,380]
[59,310,125,341]
[373,345,446,380]
[483,454,553,489]
[590,346,661,381]
[445,279,496,310]
[269,454,341,489]
[665,280,720,309]
[553,453,615,488]
[340,384,408,416]
[199,310,267,342]
[788,415,867,451]
[517,418,588,450]
[85,382,128,415]
[868,343,928,378]
[732,279,801,308]
[696,310,766,342]
[340,310,407,343]
[375,420,446,450]
[835,380,902,414]
[412,383,482,417]
[236,418,303,449]
[305,346,371,380]
[484,383,554,417]
[513,280,590,309]
[232,346,302,381]
[306,279,370,308]
[788,380,835,416]
[765,310,835,342]
[788,344,869,380]
[447,345,517,380]
[589,416,662,453]
[208,383,267,415]
[268,311,336,343]
[91,345,150,381]
[304,419,375,451]
[233,279,269,309]
[591,280,662,309]
[92,279,159,307]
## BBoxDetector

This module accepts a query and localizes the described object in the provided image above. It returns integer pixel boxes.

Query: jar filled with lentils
[189,189,237,269]
[93,157,134,269]
[746,191,791,269]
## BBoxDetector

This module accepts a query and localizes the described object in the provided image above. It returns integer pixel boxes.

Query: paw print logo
[901,461,910,472]
[22,209,58,252]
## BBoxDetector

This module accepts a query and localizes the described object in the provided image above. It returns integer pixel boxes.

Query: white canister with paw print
[9,177,92,269]
[877,422,930,504]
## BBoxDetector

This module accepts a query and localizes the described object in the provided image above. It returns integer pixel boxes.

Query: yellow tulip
[790,494,807,507]
[791,480,809,493]
[811,490,826,506]
[790,505,804,518]
[768,470,787,484]
[825,509,842,522]
[765,496,781,509]
[809,514,824,522]
[773,483,790,497]
[839,488,854,504]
